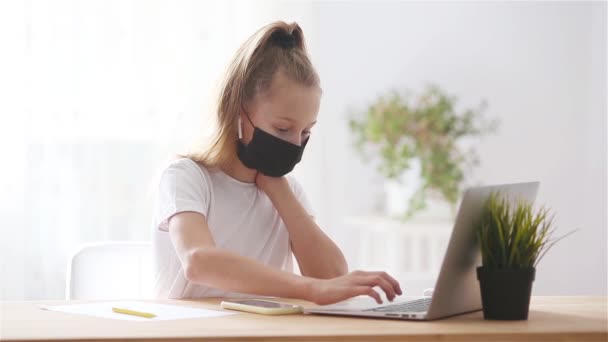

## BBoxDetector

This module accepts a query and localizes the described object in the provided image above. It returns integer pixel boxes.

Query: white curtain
[0,0,318,300]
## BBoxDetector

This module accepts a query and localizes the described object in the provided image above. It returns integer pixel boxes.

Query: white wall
[297,1,606,295]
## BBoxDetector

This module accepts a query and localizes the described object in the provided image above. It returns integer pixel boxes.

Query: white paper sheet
[39,301,237,322]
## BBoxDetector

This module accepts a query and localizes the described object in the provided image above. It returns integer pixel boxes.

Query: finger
[352,270,401,296]
[358,271,402,296]
[360,275,396,301]
[353,286,382,304]
[371,271,403,296]
[351,270,363,276]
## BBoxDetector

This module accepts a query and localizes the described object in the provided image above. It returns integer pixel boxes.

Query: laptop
[305,181,540,320]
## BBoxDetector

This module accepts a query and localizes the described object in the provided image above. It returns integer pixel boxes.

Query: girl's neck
[221,157,257,184]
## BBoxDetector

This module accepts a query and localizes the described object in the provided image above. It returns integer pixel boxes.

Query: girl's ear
[238,116,243,139]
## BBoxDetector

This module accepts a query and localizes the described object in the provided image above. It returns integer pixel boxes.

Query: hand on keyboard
[308,270,403,305]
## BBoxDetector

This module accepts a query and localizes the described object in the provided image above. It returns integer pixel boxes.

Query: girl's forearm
[186,247,315,300]
[287,213,348,278]
[265,184,348,278]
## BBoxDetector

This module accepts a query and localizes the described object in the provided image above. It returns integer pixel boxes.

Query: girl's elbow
[333,252,349,276]
[184,248,214,283]
[336,259,349,277]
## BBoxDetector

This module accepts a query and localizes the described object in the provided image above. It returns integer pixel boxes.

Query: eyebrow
[277,116,317,126]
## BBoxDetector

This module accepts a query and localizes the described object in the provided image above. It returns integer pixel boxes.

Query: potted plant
[349,83,498,220]
[475,191,575,320]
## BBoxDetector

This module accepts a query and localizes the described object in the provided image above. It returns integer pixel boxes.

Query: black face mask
[237,112,309,177]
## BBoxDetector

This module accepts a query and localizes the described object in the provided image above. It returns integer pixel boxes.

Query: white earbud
[238,116,243,139]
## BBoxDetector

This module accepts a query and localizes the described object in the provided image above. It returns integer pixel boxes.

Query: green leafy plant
[349,83,498,219]
[475,191,575,269]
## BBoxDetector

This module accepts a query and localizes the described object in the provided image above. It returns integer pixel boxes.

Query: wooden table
[1,296,606,341]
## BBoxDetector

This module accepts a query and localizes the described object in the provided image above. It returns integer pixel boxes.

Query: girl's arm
[168,211,401,304]
[256,175,348,279]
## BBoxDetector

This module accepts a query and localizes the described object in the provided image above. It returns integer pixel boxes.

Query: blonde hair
[185,21,320,169]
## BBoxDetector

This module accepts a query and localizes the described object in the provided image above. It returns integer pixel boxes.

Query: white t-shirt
[151,158,314,299]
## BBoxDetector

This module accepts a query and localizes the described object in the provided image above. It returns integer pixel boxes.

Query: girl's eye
[276,127,311,136]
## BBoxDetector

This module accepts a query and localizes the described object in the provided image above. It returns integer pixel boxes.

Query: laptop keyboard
[366,297,432,313]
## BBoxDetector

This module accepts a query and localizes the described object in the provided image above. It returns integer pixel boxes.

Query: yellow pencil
[112,307,156,319]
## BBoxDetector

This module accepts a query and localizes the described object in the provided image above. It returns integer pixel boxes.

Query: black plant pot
[476,266,535,320]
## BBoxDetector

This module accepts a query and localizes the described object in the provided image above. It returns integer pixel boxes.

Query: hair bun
[270,30,296,49]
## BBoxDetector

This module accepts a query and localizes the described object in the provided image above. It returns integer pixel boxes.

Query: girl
[152,21,402,305]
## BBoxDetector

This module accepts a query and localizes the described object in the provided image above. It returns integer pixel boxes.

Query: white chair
[66,241,153,300]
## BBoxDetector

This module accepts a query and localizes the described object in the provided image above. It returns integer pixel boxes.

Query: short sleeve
[286,176,315,219]
[156,158,211,232]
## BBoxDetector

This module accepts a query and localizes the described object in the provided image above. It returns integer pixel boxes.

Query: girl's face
[242,71,321,146]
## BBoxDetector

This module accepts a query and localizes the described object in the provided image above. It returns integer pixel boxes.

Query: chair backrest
[66,241,153,300]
